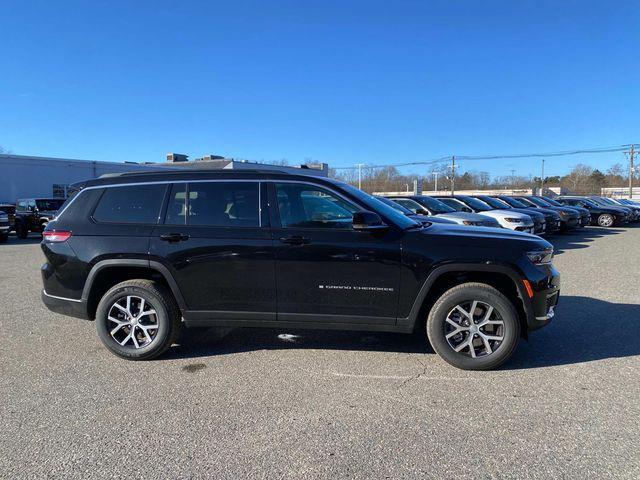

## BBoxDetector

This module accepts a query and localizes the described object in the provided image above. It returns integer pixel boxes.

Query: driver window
[275,183,358,229]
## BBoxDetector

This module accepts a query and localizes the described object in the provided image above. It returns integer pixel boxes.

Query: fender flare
[400,262,534,329]
[81,259,188,311]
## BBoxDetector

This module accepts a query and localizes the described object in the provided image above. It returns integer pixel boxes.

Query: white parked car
[436,195,535,233]
[386,196,502,228]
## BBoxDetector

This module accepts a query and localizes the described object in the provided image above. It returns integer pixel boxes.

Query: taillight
[43,230,72,242]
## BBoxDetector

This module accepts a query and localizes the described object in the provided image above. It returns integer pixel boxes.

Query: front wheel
[597,214,614,227]
[426,283,521,370]
[95,279,181,360]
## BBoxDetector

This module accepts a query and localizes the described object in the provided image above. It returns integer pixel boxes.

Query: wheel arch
[82,259,187,320]
[402,264,533,338]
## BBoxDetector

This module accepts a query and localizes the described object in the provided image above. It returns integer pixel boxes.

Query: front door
[269,182,401,325]
[150,181,276,320]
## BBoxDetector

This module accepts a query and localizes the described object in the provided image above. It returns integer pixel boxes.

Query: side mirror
[418,207,430,215]
[352,211,387,231]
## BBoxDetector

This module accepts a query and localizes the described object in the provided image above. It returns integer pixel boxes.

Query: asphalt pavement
[1,226,639,479]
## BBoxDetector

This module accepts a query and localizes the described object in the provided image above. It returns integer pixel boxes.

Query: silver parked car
[386,196,502,228]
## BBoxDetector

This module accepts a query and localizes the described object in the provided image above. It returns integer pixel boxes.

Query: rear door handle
[160,233,190,242]
[279,235,311,245]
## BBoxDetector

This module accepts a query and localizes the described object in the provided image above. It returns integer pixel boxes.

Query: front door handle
[279,235,311,245]
[160,233,190,243]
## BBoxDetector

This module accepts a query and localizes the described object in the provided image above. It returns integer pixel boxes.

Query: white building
[0,153,328,203]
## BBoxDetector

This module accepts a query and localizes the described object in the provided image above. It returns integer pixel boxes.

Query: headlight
[526,248,554,265]
[558,211,568,218]
[504,217,523,223]
[462,220,474,225]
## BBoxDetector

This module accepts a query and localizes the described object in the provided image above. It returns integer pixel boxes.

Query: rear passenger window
[93,184,166,224]
[164,182,260,227]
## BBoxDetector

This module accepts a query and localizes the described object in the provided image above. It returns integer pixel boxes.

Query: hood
[509,208,544,221]
[415,223,551,250]
[436,212,500,224]
[409,214,457,225]
[481,210,532,221]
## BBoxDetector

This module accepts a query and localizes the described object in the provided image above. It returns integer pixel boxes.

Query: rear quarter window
[93,184,166,224]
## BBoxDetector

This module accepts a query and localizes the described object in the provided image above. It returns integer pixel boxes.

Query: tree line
[329,162,633,195]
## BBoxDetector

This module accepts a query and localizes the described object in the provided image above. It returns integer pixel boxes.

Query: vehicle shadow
[164,295,640,369]
[507,295,640,369]
[548,226,624,254]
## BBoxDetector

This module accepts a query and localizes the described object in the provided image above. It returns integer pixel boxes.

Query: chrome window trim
[57,179,265,227]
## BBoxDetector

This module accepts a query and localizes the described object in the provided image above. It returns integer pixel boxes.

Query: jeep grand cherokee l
[41,170,560,371]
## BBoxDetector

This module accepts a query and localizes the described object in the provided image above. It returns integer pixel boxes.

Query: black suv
[41,170,560,370]
[15,198,65,238]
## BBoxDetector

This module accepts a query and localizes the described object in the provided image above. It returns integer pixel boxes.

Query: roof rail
[98,168,294,179]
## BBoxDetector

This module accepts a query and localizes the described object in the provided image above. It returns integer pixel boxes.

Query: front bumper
[527,271,560,331]
[562,217,580,230]
[543,218,561,234]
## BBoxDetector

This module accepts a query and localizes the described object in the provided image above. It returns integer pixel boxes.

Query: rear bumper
[41,290,90,320]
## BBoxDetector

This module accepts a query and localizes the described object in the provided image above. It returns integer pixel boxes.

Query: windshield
[590,197,609,206]
[36,199,65,211]
[340,184,419,229]
[477,196,511,209]
[375,196,413,215]
[581,199,598,207]
[500,197,528,208]
[526,197,551,207]
[512,197,536,207]
[458,196,491,211]
[438,198,467,212]
[414,196,456,214]
[541,196,562,206]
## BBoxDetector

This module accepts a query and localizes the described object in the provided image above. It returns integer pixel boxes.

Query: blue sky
[1,0,638,178]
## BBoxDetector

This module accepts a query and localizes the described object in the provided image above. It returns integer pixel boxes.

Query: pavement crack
[398,356,428,388]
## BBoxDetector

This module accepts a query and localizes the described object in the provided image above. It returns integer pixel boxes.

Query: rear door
[149,181,276,320]
[269,181,401,325]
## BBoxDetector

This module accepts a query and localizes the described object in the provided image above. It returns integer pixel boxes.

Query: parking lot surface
[1,227,639,479]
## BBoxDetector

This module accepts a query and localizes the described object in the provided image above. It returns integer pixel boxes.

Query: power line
[331,143,638,171]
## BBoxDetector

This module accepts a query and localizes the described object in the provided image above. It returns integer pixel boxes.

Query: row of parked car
[377,194,640,234]
[0,198,66,242]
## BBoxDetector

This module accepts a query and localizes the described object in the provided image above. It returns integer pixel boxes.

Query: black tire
[0,233,7,243]
[16,223,28,239]
[95,279,181,360]
[597,213,614,228]
[426,282,521,371]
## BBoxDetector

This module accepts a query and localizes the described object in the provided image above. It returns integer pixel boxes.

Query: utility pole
[511,169,516,189]
[433,172,439,193]
[450,156,456,196]
[356,163,364,190]
[628,145,635,199]
[540,159,545,195]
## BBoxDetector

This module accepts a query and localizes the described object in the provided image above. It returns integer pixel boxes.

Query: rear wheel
[426,282,521,370]
[95,280,181,360]
[597,214,614,227]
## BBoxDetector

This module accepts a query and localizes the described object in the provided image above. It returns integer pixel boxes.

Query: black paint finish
[40,169,560,335]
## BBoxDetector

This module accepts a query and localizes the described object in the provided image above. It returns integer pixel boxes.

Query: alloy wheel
[107,295,159,348]
[444,300,504,358]
[598,214,613,227]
